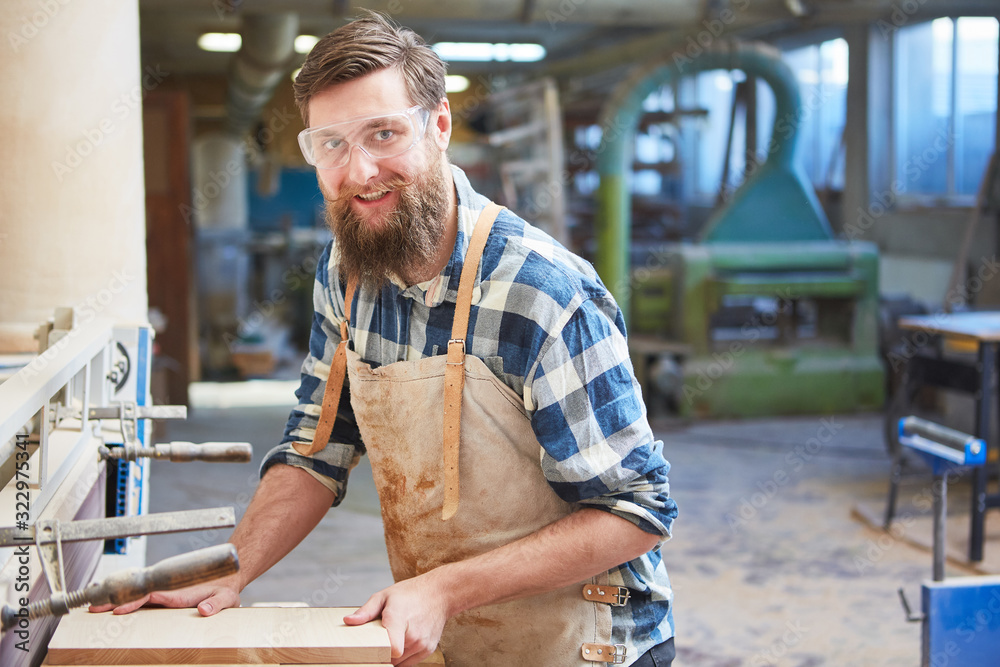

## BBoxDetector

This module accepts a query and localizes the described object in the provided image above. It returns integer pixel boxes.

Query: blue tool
[896,416,1000,667]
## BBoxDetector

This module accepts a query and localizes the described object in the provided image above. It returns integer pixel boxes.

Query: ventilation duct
[225,12,298,137]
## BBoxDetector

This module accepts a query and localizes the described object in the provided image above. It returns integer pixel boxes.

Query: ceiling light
[294,35,319,54]
[198,32,242,53]
[291,67,302,83]
[432,42,546,63]
[445,75,470,93]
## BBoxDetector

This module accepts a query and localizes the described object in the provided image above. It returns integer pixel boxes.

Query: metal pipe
[594,40,831,317]
[933,472,948,582]
[900,416,980,453]
[225,13,298,138]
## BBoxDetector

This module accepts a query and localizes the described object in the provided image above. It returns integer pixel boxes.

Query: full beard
[324,149,449,290]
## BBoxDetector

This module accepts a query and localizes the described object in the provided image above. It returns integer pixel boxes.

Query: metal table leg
[934,471,949,582]
[970,342,995,562]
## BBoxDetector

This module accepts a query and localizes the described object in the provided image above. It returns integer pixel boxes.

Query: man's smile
[356,190,390,201]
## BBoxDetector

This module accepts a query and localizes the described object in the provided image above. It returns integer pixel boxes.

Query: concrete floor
[142,381,972,666]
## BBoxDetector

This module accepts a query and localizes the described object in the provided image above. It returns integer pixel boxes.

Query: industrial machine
[0,309,252,666]
[595,41,883,418]
[895,416,1000,667]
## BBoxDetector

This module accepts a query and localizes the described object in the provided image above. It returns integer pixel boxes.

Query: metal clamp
[56,401,188,459]
[34,520,67,595]
[0,507,237,595]
[117,401,139,457]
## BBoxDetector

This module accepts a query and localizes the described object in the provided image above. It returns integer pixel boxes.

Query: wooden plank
[45,608,392,665]
[44,664,390,667]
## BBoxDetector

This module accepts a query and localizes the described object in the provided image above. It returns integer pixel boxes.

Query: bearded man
[94,12,677,667]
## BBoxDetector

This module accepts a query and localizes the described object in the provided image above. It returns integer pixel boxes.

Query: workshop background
[1,0,1000,665]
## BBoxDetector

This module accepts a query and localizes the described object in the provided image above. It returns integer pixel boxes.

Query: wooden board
[43,663,390,666]
[44,607,392,665]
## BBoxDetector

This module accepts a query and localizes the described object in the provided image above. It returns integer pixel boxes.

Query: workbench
[894,311,1000,562]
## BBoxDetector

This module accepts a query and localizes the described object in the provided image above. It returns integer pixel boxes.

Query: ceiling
[137,0,997,82]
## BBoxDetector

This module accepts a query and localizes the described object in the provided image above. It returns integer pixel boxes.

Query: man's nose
[346,144,379,185]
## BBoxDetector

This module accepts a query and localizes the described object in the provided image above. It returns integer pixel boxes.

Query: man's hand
[344,509,658,666]
[344,574,450,667]
[88,574,241,617]
[86,465,335,617]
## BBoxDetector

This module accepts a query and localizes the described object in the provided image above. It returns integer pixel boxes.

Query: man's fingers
[343,594,384,626]
[396,647,433,667]
[383,612,405,659]
[196,588,237,616]
[106,594,151,615]
[345,595,402,658]
[146,586,239,616]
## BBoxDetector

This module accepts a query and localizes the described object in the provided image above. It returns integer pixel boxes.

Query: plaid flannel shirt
[262,165,677,658]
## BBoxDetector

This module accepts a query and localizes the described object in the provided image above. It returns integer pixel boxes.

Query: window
[782,38,849,191]
[678,70,776,202]
[677,36,847,202]
[894,17,999,201]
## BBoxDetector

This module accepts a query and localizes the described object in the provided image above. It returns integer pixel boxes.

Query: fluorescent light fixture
[291,67,302,83]
[445,75,470,93]
[433,42,546,63]
[198,32,242,53]
[295,34,319,54]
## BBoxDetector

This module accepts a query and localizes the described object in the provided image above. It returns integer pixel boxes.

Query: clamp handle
[90,543,240,607]
[152,442,253,463]
[1,543,239,631]
[101,442,253,463]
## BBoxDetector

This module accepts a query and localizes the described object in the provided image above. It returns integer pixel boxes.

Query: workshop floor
[143,380,987,667]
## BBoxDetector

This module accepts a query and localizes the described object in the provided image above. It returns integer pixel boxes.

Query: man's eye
[321,138,344,150]
[375,129,394,141]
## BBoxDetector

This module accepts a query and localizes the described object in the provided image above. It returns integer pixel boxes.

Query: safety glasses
[297,105,431,170]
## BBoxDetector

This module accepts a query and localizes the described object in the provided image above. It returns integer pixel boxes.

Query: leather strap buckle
[582,643,627,664]
[582,584,631,607]
[446,338,466,364]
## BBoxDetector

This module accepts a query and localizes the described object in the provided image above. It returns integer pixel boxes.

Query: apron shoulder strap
[442,202,505,519]
[293,274,357,457]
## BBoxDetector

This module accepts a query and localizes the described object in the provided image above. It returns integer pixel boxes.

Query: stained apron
[313,203,621,665]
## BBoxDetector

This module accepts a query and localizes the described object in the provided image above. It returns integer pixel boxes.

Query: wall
[0,0,148,351]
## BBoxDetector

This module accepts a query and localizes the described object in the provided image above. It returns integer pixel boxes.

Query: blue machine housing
[922,577,1000,667]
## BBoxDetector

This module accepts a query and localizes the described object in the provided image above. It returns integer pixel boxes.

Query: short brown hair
[293,11,446,125]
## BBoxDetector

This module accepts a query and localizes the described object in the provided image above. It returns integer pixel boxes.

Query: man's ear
[431,97,452,150]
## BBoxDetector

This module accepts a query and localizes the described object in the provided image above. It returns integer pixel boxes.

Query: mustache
[328,175,414,202]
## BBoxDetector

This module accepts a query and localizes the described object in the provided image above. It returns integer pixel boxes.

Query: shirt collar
[399,164,492,307]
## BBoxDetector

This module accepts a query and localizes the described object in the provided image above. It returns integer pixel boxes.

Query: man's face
[306,68,453,287]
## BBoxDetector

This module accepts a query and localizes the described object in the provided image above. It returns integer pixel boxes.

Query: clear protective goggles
[297,105,431,170]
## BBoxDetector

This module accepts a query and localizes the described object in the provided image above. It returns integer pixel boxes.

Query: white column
[0,0,148,352]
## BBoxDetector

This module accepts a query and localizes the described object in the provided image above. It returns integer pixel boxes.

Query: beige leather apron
[306,204,626,665]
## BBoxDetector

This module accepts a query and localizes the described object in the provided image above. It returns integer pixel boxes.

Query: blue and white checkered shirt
[262,165,677,658]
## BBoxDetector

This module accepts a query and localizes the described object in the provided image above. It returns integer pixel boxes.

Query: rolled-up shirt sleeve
[260,244,365,506]
[528,296,677,543]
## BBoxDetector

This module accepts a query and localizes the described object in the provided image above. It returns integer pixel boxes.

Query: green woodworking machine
[595,41,883,418]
